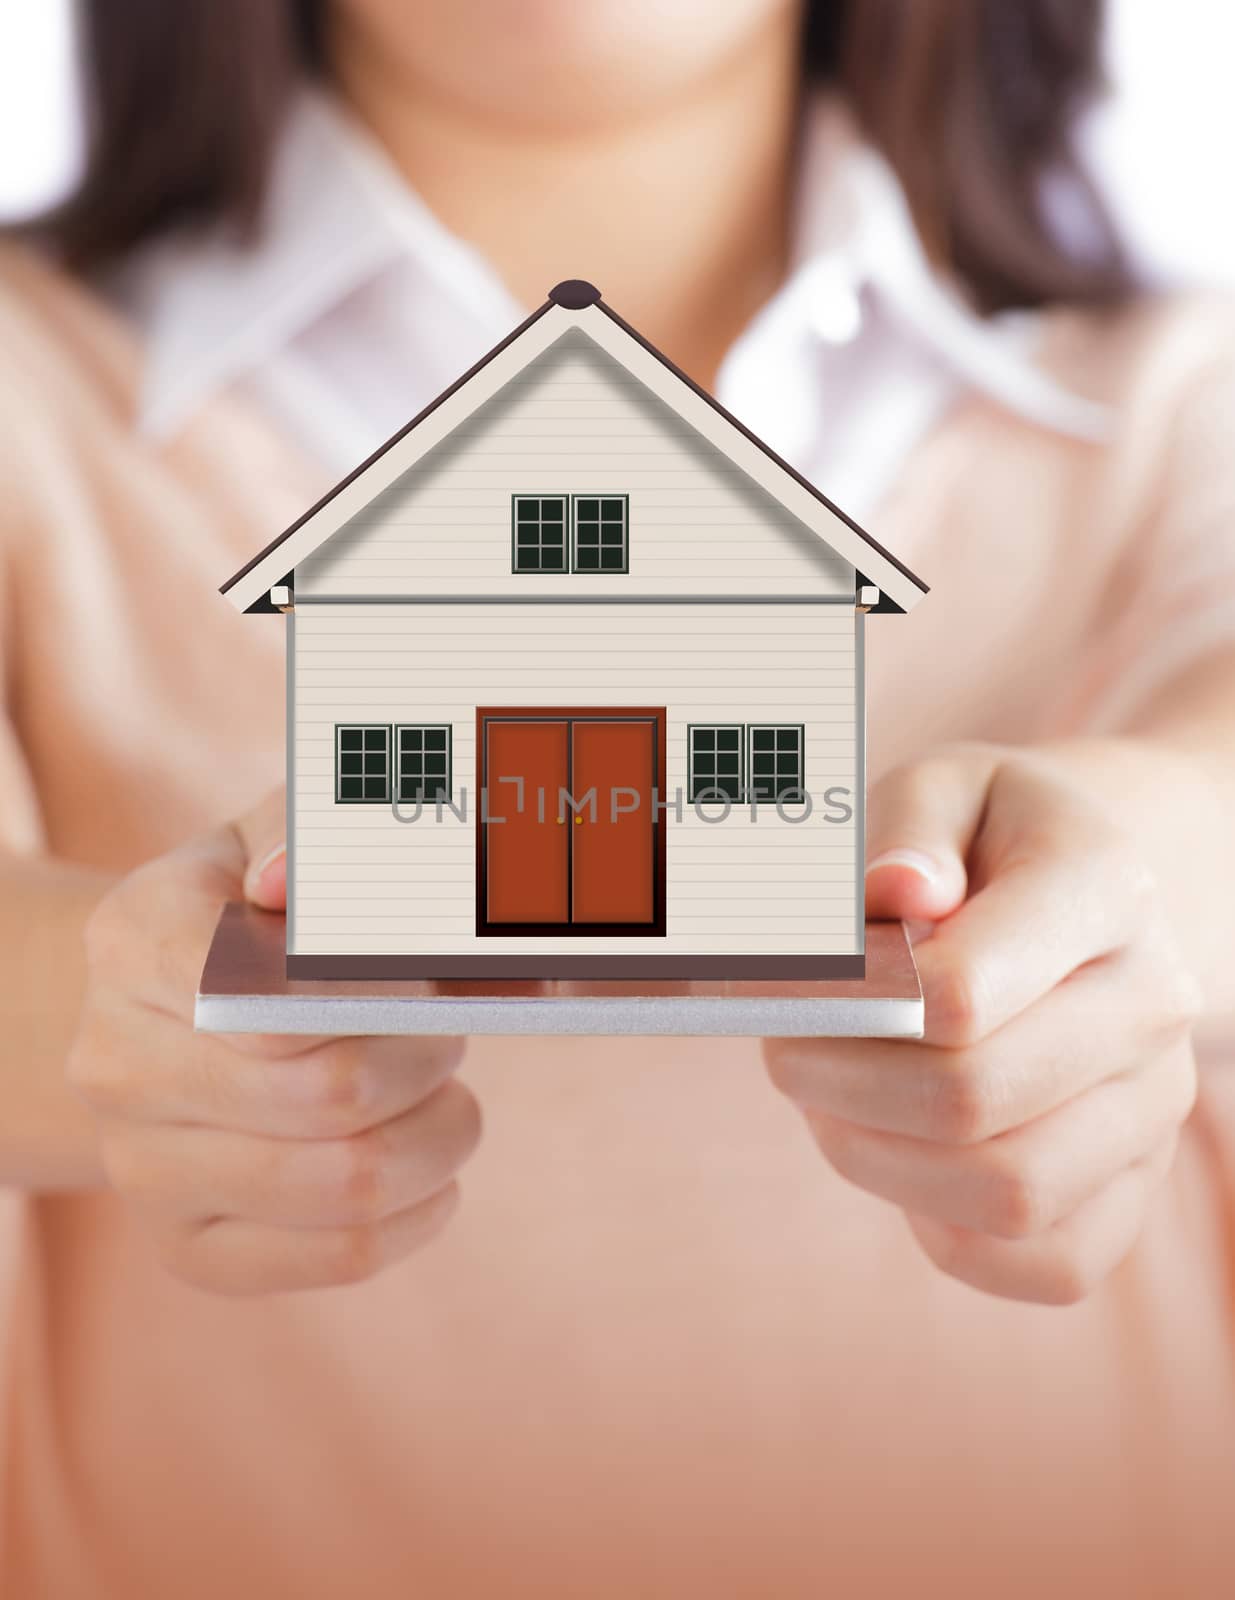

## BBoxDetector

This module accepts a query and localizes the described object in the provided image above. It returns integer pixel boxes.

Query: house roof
[221,279,929,614]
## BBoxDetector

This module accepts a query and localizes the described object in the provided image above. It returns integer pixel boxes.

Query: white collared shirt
[108,90,1105,527]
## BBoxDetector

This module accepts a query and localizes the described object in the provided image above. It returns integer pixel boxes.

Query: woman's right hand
[66,789,481,1295]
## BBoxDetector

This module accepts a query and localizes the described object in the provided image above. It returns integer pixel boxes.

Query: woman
[2,1,1234,1594]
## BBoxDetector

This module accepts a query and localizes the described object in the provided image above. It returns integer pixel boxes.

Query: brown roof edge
[223,281,928,607]
[219,297,557,600]
[594,300,929,598]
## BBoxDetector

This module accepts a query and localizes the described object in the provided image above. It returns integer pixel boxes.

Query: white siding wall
[290,603,860,957]
[294,329,854,600]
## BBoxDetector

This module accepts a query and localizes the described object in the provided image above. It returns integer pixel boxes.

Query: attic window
[335,725,391,803]
[573,496,628,572]
[688,725,744,804]
[749,725,804,802]
[396,725,452,803]
[512,496,568,573]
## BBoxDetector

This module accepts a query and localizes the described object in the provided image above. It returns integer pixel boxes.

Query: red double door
[478,708,665,934]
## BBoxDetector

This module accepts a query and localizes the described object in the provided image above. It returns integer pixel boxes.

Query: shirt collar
[109,89,523,439]
[111,86,1106,444]
[719,95,1107,441]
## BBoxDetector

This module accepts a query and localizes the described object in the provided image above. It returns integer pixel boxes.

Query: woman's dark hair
[28,0,1128,313]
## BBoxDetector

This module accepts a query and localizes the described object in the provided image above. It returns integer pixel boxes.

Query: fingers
[865,753,1188,1047]
[804,741,1205,1307]
[102,1078,482,1230]
[83,834,249,1021]
[70,784,481,1296]
[164,1184,462,1297]
[905,1135,1179,1305]
[72,1000,466,1138]
[81,786,288,1021]
[913,763,1181,1048]
[801,1038,1195,1240]
[764,938,1198,1143]
[864,747,996,921]
[233,787,288,910]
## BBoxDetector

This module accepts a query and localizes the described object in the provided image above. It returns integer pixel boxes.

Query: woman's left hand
[763,743,1203,1306]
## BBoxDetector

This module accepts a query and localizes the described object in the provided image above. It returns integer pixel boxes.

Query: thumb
[864,751,996,922]
[234,787,288,911]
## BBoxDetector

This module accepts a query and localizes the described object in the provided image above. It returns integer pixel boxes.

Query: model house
[221,280,927,979]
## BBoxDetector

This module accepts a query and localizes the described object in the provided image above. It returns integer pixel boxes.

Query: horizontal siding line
[295,632,851,642]
[293,873,855,886]
[321,525,851,535]
[295,636,851,646]
[289,939,860,950]
[339,493,852,503]
[294,649,855,661]
[296,606,854,617]
[295,594,856,606]
[296,607,856,617]
[292,914,857,925]
[294,674,854,687]
[294,882,855,897]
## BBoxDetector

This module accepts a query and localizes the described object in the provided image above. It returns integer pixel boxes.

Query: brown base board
[196,906,921,1037]
[285,952,867,981]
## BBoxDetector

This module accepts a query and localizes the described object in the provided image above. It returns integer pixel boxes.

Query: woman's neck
[328,12,802,388]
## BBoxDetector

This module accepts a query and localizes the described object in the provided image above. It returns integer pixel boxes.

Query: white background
[1,0,1233,283]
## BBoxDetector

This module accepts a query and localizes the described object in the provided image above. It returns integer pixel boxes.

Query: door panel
[485,720,569,924]
[571,720,656,924]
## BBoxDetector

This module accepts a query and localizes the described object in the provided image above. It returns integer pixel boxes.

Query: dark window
[336,725,391,803]
[748,725,805,801]
[689,725,744,804]
[512,495,568,573]
[396,725,452,803]
[573,495,628,573]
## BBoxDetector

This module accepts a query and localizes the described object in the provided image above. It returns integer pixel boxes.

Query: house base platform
[195,904,923,1038]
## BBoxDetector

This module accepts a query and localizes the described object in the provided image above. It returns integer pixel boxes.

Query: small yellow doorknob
[574,815,583,824]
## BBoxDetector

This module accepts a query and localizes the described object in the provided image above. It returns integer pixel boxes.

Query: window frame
[746,723,806,804]
[394,723,453,805]
[334,723,393,805]
[687,723,746,807]
[570,493,630,575]
[511,494,570,575]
